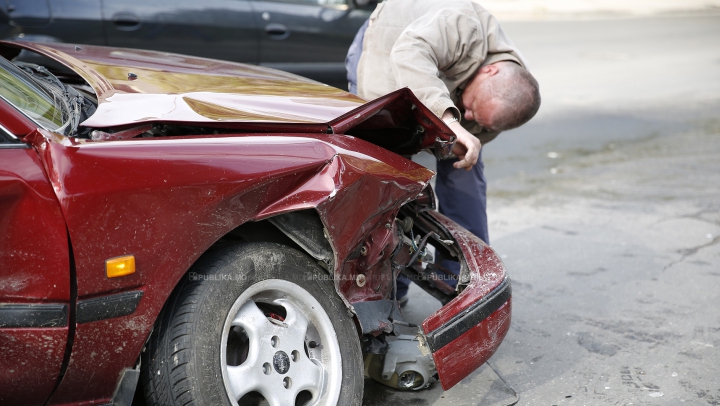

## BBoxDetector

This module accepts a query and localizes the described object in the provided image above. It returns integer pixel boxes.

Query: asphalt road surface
[364,14,720,406]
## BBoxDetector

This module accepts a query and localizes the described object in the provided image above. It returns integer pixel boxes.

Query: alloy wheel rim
[220,279,342,406]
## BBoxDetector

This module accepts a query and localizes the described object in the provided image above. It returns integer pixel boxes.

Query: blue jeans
[346,22,489,298]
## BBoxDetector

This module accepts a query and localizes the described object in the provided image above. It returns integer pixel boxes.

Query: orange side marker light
[106,255,136,278]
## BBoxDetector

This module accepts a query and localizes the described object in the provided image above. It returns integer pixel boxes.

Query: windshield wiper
[16,62,84,136]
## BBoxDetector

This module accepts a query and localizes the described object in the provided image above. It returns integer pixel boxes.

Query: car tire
[141,242,363,406]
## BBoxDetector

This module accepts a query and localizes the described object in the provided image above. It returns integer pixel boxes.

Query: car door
[102,0,259,63]
[3,0,51,27]
[249,0,371,87]
[0,105,71,406]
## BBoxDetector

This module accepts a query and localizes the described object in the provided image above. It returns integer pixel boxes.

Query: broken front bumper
[417,211,512,390]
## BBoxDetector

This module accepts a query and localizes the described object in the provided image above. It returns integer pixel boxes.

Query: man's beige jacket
[357,0,528,143]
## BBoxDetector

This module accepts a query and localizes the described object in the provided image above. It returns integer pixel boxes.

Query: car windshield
[0,56,66,132]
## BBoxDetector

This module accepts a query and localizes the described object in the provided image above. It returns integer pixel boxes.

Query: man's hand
[447,121,481,170]
[442,109,481,170]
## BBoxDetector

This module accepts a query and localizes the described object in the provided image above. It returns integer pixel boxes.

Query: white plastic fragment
[649,392,664,398]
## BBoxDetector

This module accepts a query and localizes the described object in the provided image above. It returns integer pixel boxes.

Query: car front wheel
[141,243,363,406]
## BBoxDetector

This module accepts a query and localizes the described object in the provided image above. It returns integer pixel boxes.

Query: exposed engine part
[88,123,233,141]
[353,299,402,335]
[397,216,414,233]
[365,335,436,390]
[405,231,440,266]
[139,124,224,138]
[400,265,456,305]
[393,213,459,304]
[91,124,153,141]
[398,201,473,294]
[361,334,389,355]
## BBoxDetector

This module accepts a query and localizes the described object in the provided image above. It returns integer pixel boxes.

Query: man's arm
[390,8,486,168]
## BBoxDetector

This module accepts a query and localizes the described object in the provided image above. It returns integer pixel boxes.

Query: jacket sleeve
[389,8,486,119]
[389,7,526,120]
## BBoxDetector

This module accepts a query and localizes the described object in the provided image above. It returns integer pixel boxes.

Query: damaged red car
[0,40,511,406]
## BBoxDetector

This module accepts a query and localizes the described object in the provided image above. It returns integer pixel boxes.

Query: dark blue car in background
[1,0,374,89]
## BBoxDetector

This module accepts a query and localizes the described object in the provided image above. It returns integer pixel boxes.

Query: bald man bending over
[346,0,540,301]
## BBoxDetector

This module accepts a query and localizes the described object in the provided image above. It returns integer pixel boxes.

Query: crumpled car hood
[0,41,366,128]
[1,41,457,157]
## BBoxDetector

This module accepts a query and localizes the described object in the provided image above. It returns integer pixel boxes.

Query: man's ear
[479,64,500,76]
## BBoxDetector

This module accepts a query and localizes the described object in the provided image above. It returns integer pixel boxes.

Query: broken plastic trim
[423,278,511,353]
[268,210,334,269]
[353,299,403,335]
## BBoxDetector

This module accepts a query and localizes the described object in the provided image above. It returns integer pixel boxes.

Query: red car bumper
[420,211,512,390]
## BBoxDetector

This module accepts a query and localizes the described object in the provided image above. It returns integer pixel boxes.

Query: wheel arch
[203,209,335,274]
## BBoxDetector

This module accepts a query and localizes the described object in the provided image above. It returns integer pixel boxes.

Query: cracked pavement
[363,13,720,406]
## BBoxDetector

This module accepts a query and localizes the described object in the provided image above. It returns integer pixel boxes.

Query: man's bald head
[462,61,541,132]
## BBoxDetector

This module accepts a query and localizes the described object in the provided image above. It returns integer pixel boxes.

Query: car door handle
[265,23,289,40]
[112,13,141,31]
